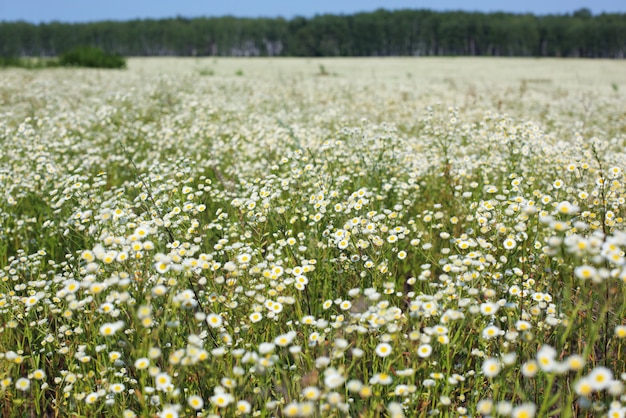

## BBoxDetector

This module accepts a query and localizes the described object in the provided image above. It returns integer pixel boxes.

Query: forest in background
[1,8,625,58]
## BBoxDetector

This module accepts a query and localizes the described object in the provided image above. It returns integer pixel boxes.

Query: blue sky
[1,0,624,23]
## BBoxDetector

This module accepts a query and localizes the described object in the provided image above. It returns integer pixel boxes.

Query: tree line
[1,8,625,58]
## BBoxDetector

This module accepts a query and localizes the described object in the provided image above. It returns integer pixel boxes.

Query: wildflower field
[2,57,626,417]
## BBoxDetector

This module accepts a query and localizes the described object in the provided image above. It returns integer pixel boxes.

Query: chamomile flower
[206,313,223,328]
[370,372,393,385]
[503,237,517,250]
[566,354,585,371]
[556,201,579,215]
[521,360,539,377]
[359,385,373,398]
[85,392,99,404]
[476,399,493,415]
[574,265,597,281]
[110,383,126,394]
[339,300,352,310]
[32,369,46,380]
[574,378,593,397]
[15,377,30,391]
[536,345,557,372]
[608,405,626,418]
[99,321,125,337]
[482,358,501,378]
[388,402,406,418]
[480,302,499,315]
[274,331,297,347]
[298,401,315,416]
[588,367,613,391]
[236,400,251,413]
[375,342,393,358]
[302,386,321,400]
[511,403,536,418]
[210,389,234,408]
[324,368,345,389]
[187,395,204,410]
[155,372,173,392]
[482,325,502,339]
[159,407,179,418]
[283,402,299,417]
[134,357,150,370]
[417,344,433,358]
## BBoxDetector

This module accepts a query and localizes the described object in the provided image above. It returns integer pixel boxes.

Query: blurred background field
[129,57,626,87]
[3,57,626,120]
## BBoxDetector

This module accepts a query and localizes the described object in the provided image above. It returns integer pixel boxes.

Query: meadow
[1,57,626,417]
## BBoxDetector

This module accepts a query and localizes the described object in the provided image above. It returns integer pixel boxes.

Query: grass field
[1,58,626,417]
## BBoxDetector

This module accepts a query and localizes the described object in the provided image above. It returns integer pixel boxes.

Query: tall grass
[0,59,625,417]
